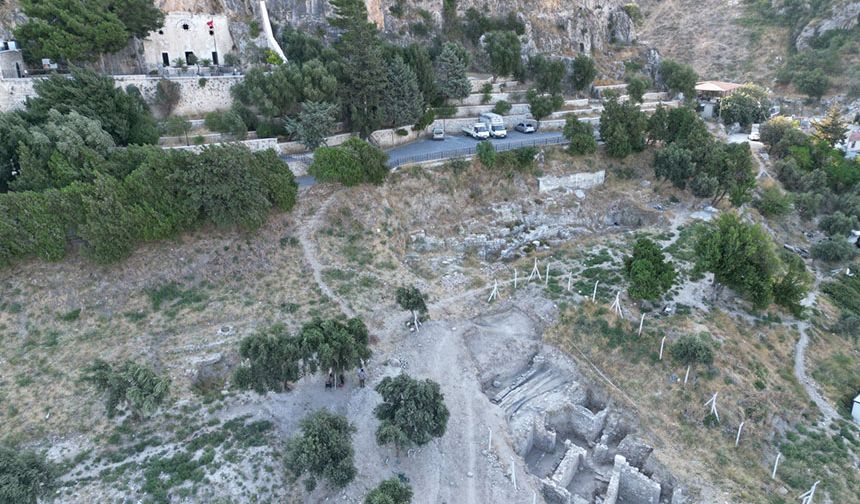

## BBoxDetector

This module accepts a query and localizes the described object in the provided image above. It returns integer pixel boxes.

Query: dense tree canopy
[530,54,566,94]
[813,107,848,147]
[563,116,597,156]
[694,212,783,310]
[285,101,338,149]
[26,68,158,146]
[720,84,771,128]
[297,317,372,379]
[435,43,472,102]
[287,410,357,490]
[14,0,163,63]
[374,373,449,452]
[483,30,522,79]
[659,60,697,99]
[385,56,424,126]
[600,96,647,158]
[570,55,597,92]
[233,324,301,393]
[395,285,428,327]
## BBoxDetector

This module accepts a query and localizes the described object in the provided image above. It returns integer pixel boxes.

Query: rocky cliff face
[795,1,860,51]
[210,0,635,56]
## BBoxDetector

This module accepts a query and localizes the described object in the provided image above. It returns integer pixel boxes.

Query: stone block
[617,436,653,469]
[551,440,587,488]
[538,170,605,193]
[541,478,572,504]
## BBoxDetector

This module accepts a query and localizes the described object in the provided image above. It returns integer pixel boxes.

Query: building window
[185,51,195,65]
[162,53,170,66]
[211,52,219,65]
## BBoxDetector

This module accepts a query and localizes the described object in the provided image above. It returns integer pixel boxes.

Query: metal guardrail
[386,135,569,168]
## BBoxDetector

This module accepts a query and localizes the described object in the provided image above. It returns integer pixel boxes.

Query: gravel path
[794,322,839,427]
[296,192,356,318]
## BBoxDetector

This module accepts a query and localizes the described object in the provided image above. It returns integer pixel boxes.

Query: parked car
[749,123,761,141]
[462,122,490,140]
[432,126,445,140]
[515,121,536,134]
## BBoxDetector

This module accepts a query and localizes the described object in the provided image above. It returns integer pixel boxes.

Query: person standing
[357,368,367,388]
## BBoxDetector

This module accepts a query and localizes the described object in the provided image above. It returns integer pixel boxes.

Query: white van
[749,123,761,141]
[479,112,507,138]
[462,122,490,140]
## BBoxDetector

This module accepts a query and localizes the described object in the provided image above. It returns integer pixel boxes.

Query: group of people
[325,367,367,389]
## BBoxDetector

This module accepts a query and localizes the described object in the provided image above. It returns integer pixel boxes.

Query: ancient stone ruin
[489,353,685,503]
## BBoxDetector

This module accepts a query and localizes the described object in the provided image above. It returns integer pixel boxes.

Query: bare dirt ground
[4,147,858,503]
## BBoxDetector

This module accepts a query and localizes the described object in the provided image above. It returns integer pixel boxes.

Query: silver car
[515,121,536,133]
[432,126,445,140]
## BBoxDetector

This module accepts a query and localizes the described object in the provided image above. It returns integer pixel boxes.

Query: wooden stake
[684,365,690,385]
[610,291,623,318]
[637,313,645,336]
[735,421,744,447]
[510,456,517,490]
[800,481,820,504]
[488,280,499,302]
[487,426,492,452]
[659,336,666,360]
[771,452,781,479]
[704,392,719,423]
[514,269,518,289]
[567,271,572,292]
[545,264,550,286]
[528,258,541,282]
[592,280,599,302]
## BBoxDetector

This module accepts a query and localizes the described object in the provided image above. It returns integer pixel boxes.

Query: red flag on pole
[207,20,214,29]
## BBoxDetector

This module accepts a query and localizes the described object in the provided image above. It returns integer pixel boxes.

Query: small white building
[853,394,860,425]
[844,131,860,160]
[142,13,234,71]
[0,40,25,79]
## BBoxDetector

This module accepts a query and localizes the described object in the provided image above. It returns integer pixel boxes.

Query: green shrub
[819,211,859,236]
[476,141,496,168]
[480,82,493,104]
[563,116,597,155]
[811,238,857,262]
[754,186,793,217]
[309,138,389,186]
[624,238,676,301]
[0,446,54,504]
[365,478,413,504]
[204,110,248,140]
[670,333,714,366]
[491,100,512,115]
[82,359,171,419]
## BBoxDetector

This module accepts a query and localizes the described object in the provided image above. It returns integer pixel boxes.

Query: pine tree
[435,43,472,101]
[331,0,388,137]
[813,106,848,147]
[385,57,424,127]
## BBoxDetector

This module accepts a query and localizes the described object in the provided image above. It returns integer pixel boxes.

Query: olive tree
[297,317,372,383]
[395,285,427,330]
[233,324,301,393]
[374,373,449,454]
[365,478,413,504]
[286,410,357,490]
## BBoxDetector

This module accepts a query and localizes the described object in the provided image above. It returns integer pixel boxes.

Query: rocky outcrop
[796,1,860,51]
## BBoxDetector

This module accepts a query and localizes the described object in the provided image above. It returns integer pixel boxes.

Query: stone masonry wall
[0,74,239,116]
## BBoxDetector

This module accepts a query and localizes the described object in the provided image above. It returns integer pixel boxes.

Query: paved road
[386,130,565,166]
[288,130,566,188]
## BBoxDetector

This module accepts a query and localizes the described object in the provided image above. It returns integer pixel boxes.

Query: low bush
[812,238,857,262]
[309,138,389,186]
[754,186,793,217]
